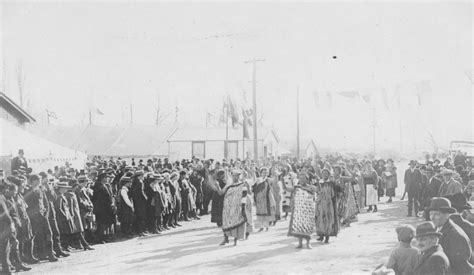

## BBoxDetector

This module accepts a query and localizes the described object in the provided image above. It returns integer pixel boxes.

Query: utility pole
[225,96,229,159]
[371,107,376,156]
[175,106,179,123]
[155,92,161,125]
[296,86,300,159]
[89,108,92,125]
[130,104,133,124]
[244,58,265,161]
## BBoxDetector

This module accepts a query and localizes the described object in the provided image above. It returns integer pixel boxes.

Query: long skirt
[316,186,340,237]
[224,223,246,239]
[339,183,359,220]
[366,184,378,206]
[386,188,396,197]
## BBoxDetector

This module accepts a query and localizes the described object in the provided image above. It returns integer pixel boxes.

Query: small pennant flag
[96,108,104,115]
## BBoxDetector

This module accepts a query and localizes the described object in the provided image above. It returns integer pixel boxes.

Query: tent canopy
[0,119,87,172]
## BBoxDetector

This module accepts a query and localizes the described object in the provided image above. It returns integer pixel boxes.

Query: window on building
[192,141,205,159]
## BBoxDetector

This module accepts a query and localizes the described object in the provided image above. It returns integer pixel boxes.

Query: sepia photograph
[0,1,472,274]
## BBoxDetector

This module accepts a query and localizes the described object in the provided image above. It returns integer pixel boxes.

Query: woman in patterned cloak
[221,169,252,246]
[283,171,318,249]
[315,169,342,244]
[252,167,276,232]
[333,166,358,226]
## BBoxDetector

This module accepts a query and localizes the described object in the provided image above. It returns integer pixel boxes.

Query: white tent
[0,119,87,173]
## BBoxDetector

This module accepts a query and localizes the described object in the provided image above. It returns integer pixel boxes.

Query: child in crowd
[373,225,420,275]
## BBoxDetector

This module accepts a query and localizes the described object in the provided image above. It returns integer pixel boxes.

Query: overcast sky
[1,1,472,153]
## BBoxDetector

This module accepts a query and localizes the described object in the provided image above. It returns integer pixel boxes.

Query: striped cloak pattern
[222,183,246,232]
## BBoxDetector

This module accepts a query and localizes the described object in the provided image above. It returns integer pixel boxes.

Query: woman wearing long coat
[55,184,74,249]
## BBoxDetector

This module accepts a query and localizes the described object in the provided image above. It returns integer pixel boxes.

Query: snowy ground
[31,192,423,274]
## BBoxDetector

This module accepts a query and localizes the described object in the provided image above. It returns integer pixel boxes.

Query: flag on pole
[96,108,104,115]
[242,108,250,139]
[46,109,57,119]
[227,96,239,127]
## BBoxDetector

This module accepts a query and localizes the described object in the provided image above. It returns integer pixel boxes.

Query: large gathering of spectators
[1,148,473,274]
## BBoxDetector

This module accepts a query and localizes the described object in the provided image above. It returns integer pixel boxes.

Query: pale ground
[30,181,424,275]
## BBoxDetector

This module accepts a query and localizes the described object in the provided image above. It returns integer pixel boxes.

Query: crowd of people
[375,150,474,275]
[1,148,473,274]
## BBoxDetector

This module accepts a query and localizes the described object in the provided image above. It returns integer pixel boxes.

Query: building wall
[0,106,22,126]
[168,131,280,161]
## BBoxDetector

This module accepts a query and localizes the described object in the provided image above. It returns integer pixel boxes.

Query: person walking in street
[362,161,379,212]
[404,160,422,217]
[284,171,318,249]
[382,159,398,203]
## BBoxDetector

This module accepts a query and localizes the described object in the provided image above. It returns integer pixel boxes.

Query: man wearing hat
[76,175,94,243]
[404,160,423,217]
[429,197,473,274]
[91,170,116,244]
[11,149,28,175]
[117,176,135,237]
[131,170,148,236]
[413,222,450,274]
[422,167,443,221]
[447,193,474,250]
[438,170,463,198]
[23,175,58,262]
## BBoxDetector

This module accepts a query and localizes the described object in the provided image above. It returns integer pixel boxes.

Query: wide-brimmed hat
[120,176,132,184]
[170,172,179,180]
[440,169,454,176]
[415,222,442,238]
[77,175,89,183]
[56,181,71,189]
[449,193,472,212]
[132,170,144,178]
[427,197,456,213]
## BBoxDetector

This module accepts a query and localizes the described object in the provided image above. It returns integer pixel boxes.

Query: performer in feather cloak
[220,169,252,246]
[252,167,276,232]
[283,171,318,249]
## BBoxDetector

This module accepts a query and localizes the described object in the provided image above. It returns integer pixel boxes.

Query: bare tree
[16,61,27,108]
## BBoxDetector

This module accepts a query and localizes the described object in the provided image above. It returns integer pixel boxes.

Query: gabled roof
[168,126,278,142]
[0,92,36,123]
[27,123,177,157]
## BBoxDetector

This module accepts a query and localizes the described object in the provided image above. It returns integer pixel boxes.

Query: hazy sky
[1,1,472,152]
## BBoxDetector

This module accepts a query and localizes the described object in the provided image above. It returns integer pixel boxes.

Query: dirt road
[31,196,423,274]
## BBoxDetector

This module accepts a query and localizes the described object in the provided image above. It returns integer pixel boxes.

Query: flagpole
[296,86,300,159]
[242,125,245,160]
[225,96,229,159]
[245,58,265,161]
